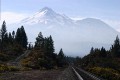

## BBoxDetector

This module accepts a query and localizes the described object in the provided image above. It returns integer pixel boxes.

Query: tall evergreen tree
[35,32,44,48]
[15,28,21,44]
[110,36,120,57]
[58,48,64,59]
[43,36,55,57]
[8,32,13,44]
[57,48,66,67]
[21,26,28,49]
[0,21,7,52]
[4,33,9,44]
[12,31,15,39]
[100,47,107,57]
[90,47,94,54]
[15,26,28,49]
[48,35,54,54]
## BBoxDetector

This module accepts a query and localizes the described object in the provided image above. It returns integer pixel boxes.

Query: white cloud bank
[103,19,120,32]
[0,12,120,32]
[0,12,29,24]
[71,16,120,32]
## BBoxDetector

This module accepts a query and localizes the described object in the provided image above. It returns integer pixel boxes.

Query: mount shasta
[8,7,120,56]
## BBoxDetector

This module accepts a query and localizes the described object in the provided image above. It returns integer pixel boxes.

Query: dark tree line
[87,36,120,59]
[110,36,120,57]
[22,32,67,69]
[0,21,28,61]
[75,36,120,80]
[0,21,67,69]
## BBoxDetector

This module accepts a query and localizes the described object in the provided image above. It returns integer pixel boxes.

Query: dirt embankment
[0,70,61,80]
[0,67,77,80]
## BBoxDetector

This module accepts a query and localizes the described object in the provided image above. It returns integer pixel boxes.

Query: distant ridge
[8,7,120,56]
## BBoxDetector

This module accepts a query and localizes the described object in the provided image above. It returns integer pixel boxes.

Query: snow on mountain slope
[20,7,74,26]
[76,18,120,43]
[7,7,120,57]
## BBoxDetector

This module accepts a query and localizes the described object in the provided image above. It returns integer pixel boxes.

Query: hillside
[75,36,120,80]
[7,7,120,56]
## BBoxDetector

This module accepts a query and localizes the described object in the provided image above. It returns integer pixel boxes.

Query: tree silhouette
[110,36,120,57]
[0,21,7,52]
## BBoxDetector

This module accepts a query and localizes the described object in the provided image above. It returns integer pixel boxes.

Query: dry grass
[0,70,62,80]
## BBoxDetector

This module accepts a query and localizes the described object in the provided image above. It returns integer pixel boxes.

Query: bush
[0,64,9,72]
[88,67,120,80]
[8,66,19,71]
[20,67,32,71]
[0,53,9,61]
[0,64,19,72]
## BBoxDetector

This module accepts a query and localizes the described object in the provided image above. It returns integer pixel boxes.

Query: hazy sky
[0,0,120,31]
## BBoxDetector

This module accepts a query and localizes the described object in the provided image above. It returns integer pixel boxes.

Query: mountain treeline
[75,36,120,80]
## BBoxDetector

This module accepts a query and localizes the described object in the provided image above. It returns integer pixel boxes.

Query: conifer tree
[0,21,7,52]
[57,48,66,67]
[90,47,94,54]
[8,32,13,44]
[4,33,9,44]
[12,31,15,39]
[58,48,64,59]
[15,26,28,49]
[15,28,21,44]
[100,47,107,57]
[110,36,120,57]
[35,32,44,48]
[21,26,28,49]
[48,35,54,54]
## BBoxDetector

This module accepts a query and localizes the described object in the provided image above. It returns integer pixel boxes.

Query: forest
[0,21,120,80]
[75,36,120,80]
[0,21,68,71]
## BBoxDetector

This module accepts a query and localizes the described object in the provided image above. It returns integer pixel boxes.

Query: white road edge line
[72,67,84,80]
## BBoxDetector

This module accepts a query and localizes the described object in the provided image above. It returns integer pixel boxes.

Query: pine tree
[100,47,107,57]
[110,36,120,57]
[15,28,21,45]
[15,26,28,49]
[12,31,15,39]
[21,26,28,49]
[57,48,66,67]
[4,33,9,44]
[90,47,94,54]
[8,32,13,44]
[0,21,7,52]
[1,21,7,39]
[43,36,55,57]
[35,32,44,48]
[48,35,54,54]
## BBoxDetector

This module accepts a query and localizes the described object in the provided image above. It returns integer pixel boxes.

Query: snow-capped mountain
[21,7,74,26]
[8,7,120,57]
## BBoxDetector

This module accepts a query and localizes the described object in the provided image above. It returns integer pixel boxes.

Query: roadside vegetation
[0,21,68,72]
[75,36,120,80]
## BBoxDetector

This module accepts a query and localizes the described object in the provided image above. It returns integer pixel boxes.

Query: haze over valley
[6,7,120,56]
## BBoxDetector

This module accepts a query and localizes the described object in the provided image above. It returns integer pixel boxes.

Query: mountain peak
[21,7,73,25]
[38,7,55,14]
[41,7,53,11]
